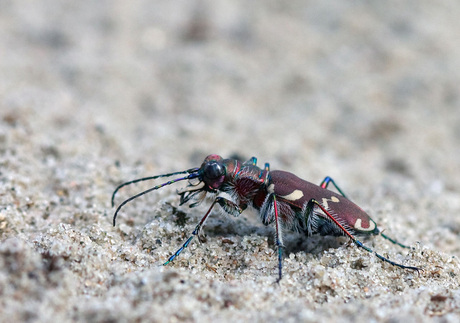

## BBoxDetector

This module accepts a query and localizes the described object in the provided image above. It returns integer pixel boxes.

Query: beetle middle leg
[272,195,284,282]
[306,199,420,272]
[319,176,412,249]
[259,194,285,282]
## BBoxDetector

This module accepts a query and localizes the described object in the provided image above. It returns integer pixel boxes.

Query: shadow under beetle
[112,154,420,282]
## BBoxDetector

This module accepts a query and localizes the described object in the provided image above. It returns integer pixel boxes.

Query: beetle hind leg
[304,200,355,237]
[380,232,414,249]
[320,176,413,249]
[307,198,420,272]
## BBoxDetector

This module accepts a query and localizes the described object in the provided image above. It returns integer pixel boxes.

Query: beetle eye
[203,161,224,179]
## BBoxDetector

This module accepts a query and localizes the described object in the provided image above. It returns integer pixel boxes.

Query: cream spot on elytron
[354,218,376,231]
[267,184,275,194]
[280,189,304,201]
[321,196,340,209]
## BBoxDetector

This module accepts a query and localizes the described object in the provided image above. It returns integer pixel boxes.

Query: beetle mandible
[112,154,420,281]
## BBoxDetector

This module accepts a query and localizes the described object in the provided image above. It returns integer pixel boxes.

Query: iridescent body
[112,154,419,281]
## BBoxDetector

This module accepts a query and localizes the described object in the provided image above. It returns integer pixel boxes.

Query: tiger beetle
[112,154,420,282]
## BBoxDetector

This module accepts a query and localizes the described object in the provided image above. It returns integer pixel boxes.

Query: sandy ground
[1,1,460,322]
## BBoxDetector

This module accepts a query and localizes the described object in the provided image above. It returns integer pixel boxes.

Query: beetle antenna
[111,168,199,207]
[112,171,200,226]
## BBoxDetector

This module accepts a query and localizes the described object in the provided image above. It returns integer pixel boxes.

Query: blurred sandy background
[1,1,459,322]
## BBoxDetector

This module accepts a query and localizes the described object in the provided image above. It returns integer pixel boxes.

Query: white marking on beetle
[267,184,275,194]
[354,218,376,231]
[280,189,304,201]
[321,196,340,209]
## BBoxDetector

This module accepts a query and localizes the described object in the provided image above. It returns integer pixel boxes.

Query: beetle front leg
[163,196,244,266]
[163,199,218,265]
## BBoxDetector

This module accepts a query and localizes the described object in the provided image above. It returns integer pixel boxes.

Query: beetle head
[177,154,226,206]
[200,154,226,190]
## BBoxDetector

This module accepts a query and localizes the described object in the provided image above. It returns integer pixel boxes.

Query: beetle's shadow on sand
[133,205,349,259]
[201,212,346,256]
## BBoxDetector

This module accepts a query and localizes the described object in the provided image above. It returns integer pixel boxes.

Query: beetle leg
[243,157,258,166]
[163,198,219,265]
[308,198,420,272]
[242,157,270,171]
[163,196,244,266]
[260,194,284,282]
[379,232,413,249]
[319,176,348,198]
[319,177,413,250]
[215,196,246,217]
[272,195,284,282]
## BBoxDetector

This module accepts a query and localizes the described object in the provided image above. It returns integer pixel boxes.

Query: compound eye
[203,161,225,179]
